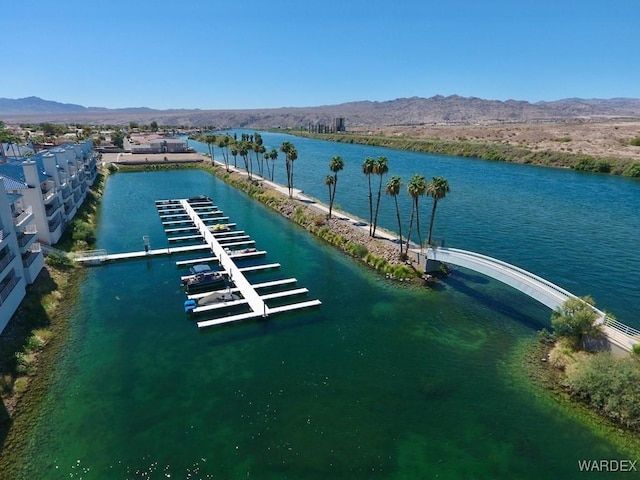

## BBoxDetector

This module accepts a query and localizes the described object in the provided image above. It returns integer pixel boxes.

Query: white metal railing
[42,188,56,203]
[0,276,20,305]
[30,242,41,253]
[13,206,33,226]
[429,246,639,350]
[23,224,37,235]
[604,317,640,338]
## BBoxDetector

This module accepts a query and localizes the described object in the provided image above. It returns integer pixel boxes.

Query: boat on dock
[181,264,226,293]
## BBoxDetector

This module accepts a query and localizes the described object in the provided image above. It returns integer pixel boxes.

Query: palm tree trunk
[394,196,403,256]
[427,199,438,245]
[415,199,423,250]
[367,176,373,236]
[372,176,384,237]
[406,202,415,255]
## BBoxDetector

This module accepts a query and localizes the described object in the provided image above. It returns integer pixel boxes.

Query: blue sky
[2,0,638,110]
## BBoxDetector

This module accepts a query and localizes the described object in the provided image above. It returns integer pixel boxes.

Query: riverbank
[291,128,640,177]
[0,170,106,466]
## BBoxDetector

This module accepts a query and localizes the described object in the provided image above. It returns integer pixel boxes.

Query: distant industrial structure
[307,117,345,134]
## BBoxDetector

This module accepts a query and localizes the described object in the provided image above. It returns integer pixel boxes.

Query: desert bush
[564,353,640,431]
[45,251,74,270]
[622,162,640,177]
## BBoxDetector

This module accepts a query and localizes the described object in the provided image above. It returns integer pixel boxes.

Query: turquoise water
[7,136,640,478]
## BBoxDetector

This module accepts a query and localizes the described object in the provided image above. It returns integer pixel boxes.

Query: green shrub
[45,251,74,270]
[629,137,640,146]
[346,243,368,259]
[622,162,640,178]
[72,221,96,245]
[565,353,640,431]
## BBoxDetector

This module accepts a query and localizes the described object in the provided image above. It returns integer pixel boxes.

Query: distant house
[130,138,188,154]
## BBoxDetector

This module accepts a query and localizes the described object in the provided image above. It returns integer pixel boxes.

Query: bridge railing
[429,246,639,347]
[603,316,640,339]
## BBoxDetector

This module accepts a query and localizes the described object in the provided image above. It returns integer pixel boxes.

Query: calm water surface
[7,135,640,479]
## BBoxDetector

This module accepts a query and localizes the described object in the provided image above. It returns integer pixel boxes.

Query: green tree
[230,142,239,168]
[551,296,603,350]
[238,141,252,180]
[218,135,231,171]
[327,155,345,218]
[426,176,450,245]
[324,174,335,215]
[112,131,124,149]
[371,156,389,237]
[406,174,427,254]
[268,148,278,181]
[362,157,375,235]
[385,176,404,258]
[204,134,217,163]
[150,121,159,132]
[280,141,298,198]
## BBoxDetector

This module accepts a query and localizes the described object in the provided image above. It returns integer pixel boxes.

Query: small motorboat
[181,264,225,293]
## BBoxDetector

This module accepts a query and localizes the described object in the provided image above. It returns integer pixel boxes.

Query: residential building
[0,138,97,334]
[0,139,98,245]
[0,181,41,333]
[130,137,189,154]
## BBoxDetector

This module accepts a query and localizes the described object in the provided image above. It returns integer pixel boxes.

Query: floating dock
[75,196,321,328]
[170,196,321,328]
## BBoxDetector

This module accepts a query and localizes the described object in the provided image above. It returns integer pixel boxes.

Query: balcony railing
[45,201,61,218]
[61,184,71,199]
[13,206,33,227]
[48,215,62,232]
[0,275,20,305]
[22,250,41,268]
[0,251,16,272]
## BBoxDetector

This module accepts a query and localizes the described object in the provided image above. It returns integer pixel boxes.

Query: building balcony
[22,248,41,268]
[61,184,71,200]
[45,201,61,218]
[41,180,56,203]
[73,190,82,203]
[17,224,38,251]
[0,228,10,248]
[13,206,33,229]
[48,214,62,233]
[0,274,21,306]
[0,249,16,273]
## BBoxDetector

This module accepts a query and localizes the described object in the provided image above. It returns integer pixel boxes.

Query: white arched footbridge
[420,246,639,353]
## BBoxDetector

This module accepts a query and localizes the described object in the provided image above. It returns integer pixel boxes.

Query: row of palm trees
[195,133,449,257]
[324,153,450,258]
[194,132,299,198]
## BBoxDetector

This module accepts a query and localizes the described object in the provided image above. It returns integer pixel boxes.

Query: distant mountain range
[1,95,639,127]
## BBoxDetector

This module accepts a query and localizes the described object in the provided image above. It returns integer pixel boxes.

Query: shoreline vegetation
[1,150,639,471]
[0,169,105,471]
[290,130,640,177]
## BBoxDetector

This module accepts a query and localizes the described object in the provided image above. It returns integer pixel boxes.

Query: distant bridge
[420,246,639,353]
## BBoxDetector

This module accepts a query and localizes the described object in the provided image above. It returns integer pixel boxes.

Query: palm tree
[324,174,335,214]
[371,156,389,237]
[385,176,404,258]
[327,155,344,218]
[238,141,252,180]
[217,135,231,171]
[426,176,450,246]
[204,134,216,163]
[280,141,298,198]
[362,157,375,235]
[406,174,427,254]
[268,148,278,181]
[230,143,239,168]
